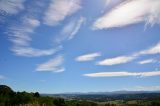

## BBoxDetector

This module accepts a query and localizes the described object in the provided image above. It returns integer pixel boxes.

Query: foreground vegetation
[0,85,97,106]
[0,85,160,106]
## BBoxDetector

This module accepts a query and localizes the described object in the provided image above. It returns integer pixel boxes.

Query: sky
[0,0,160,93]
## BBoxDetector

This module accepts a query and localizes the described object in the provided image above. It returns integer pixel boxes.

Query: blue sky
[0,0,160,93]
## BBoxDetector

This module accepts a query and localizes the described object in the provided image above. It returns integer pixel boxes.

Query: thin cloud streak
[138,59,157,64]
[97,55,137,66]
[93,0,160,29]
[84,71,160,77]
[12,46,59,57]
[0,0,25,14]
[44,0,81,26]
[97,42,160,66]
[138,43,160,55]
[76,52,101,62]
[56,17,86,43]
[36,55,65,72]
[68,17,86,40]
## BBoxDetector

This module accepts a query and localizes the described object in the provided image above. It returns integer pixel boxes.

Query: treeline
[0,85,97,106]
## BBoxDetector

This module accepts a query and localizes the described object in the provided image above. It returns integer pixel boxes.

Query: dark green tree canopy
[0,85,14,95]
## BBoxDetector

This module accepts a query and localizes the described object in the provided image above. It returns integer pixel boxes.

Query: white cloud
[36,55,65,72]
[97,55,137,65]
[11,46,59,57]
[76,52,101,62]
[97,42,160,66]
[93,0,160,29]
[56,17,86,43]
[83,71,160,77]
[8,17,59,57]
[138,42,160,55]
[0,0,25,14]
[138,59,157,64]
[9,17,40,46]
[44,0,81,26]
[126,86,160,91]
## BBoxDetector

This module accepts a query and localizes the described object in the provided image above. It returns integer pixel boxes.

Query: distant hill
[43,90,160,95]
[85,90,160,95]
[44,91,160,102]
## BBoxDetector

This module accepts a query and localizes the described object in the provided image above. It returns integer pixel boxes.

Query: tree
[53,98,66,106]
[34,92,40,98]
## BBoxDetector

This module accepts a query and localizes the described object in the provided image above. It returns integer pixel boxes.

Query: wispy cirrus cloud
[0,0,25,14]
[76,52,101,62]
[9,17,40,46]
[138,59,157,64]
[12,46,59,57]
[66,17,86,40]
[56,17,86,43]
[44,0,81,26]
[83,71,160,77]
[93,0,160,29]
[8,17,59,57]
[36,55,65,72]
[97,42,160,66]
